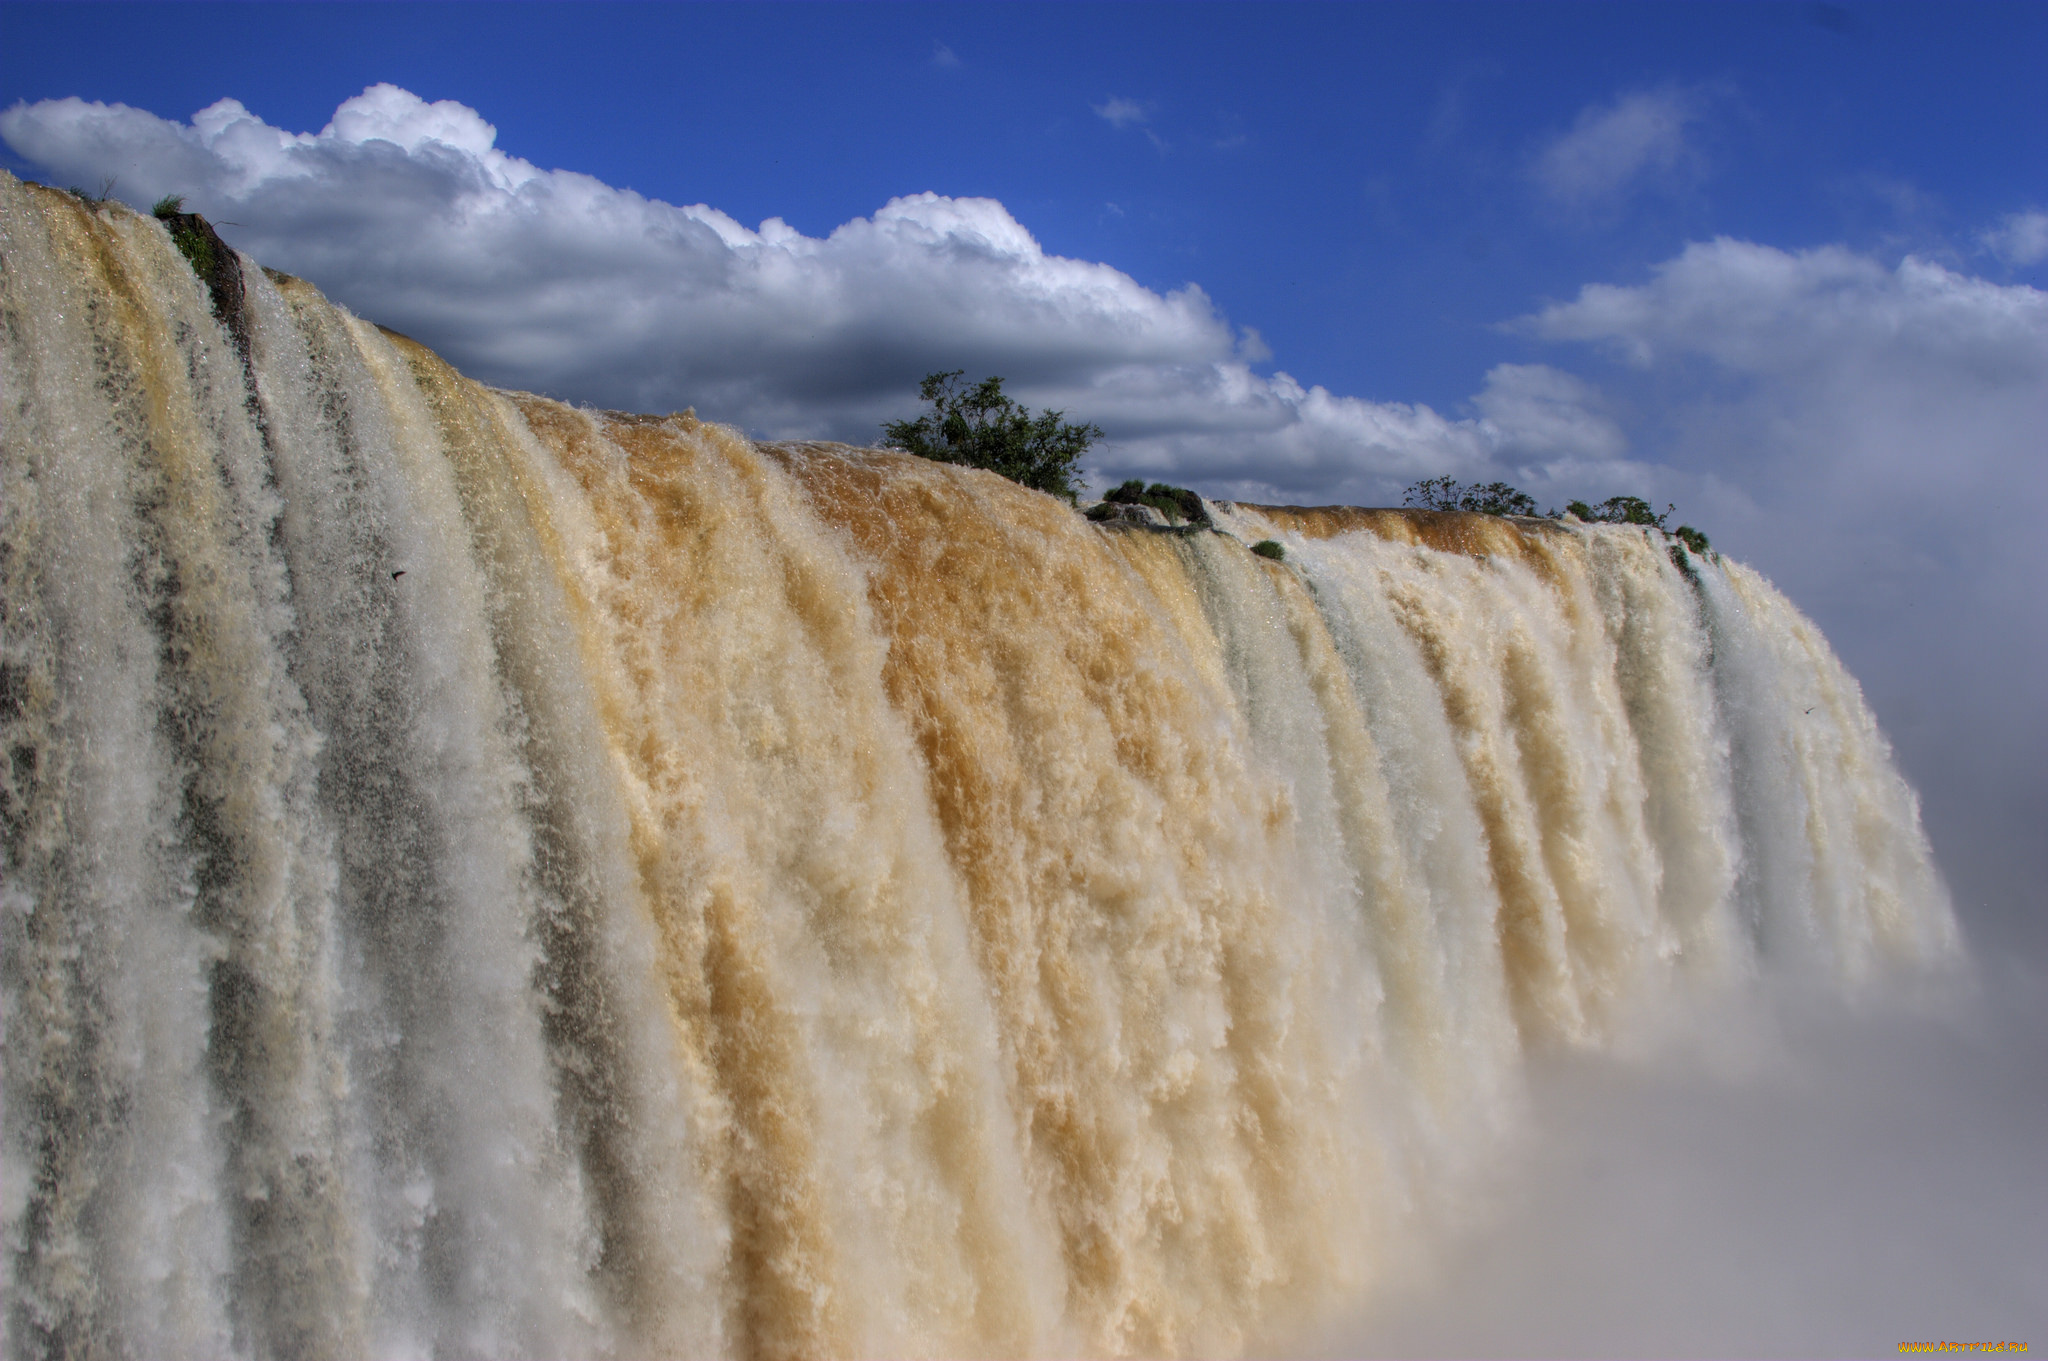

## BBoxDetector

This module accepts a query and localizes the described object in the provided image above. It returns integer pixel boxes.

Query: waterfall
[0,175,1961,1359]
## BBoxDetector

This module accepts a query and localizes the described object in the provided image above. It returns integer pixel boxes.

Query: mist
[1301,975,2048,1358]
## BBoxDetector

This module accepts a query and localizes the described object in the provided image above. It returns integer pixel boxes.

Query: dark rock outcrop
[155,207,249,360]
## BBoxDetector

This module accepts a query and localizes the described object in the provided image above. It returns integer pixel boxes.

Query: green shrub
[1567,500,1717,566]
[882,370,1100,502]
[162,216,219,279]
[151,194,186,217]
[1567,496,1672,529]
[1403,476,1538,517]
[1250,539,1286,560]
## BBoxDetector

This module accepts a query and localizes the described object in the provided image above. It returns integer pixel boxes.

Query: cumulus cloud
[0,85,1621,502]
[1528,236,2048,379]
[0,88,1217,421]
[1471,363,1626,462]
[1523,237,2048,573]
[1532,88,1702,210]
[1525,236,2048,531]
[1982,208,2048,267]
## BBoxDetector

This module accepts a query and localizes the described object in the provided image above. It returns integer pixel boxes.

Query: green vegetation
[155,202,222,281]
[1403,476,1539,517]
[1566,495,1671,529]
[1404,477,1718,565]
[882,370,1100,502]
[1093,479,1211,527]
[1251,539,1287,560]
[1566,497,1717,564]
[67,176,119,210]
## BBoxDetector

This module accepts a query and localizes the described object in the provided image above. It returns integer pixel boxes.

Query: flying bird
[391,570,406,581]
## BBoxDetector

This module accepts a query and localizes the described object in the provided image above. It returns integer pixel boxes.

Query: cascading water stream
[0,176,1961,1359]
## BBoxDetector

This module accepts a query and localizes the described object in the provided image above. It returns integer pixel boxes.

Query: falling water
[0,176,1961,1359]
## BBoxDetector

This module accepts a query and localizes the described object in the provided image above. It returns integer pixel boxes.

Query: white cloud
[1092,96,1149,129]
[1982,209,2048,267]
[1525,236,2048,382]
[1532,88,1701,210]
[0,89,1220,417]
[0,85,1621,503]
[931,41,962,70]
[1472,363,1626,462]
[1521,236,2048,570]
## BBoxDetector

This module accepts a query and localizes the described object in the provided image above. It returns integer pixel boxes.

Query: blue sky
[4,0,2046,948]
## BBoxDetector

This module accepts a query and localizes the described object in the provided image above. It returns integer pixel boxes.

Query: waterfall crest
[0,177,1960,1359]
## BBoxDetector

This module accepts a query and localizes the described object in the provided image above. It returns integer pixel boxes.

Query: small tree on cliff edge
[1403,476,1539,517]
[882,371,1100,503]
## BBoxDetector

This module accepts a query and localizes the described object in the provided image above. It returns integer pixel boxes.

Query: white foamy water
[0,176,1961,1358]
